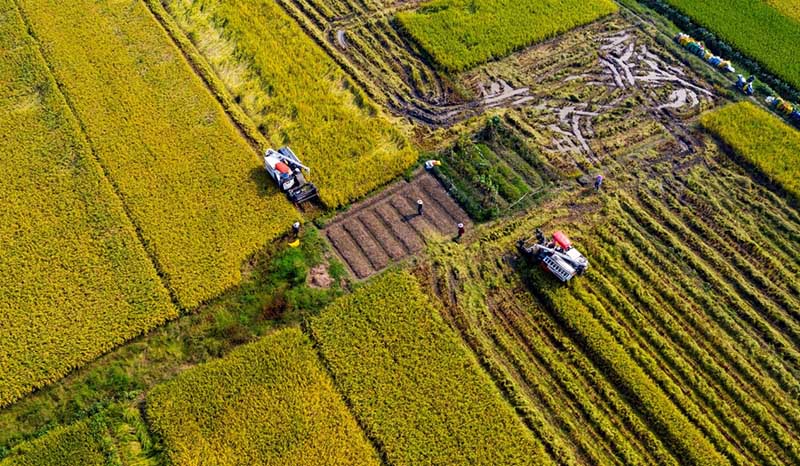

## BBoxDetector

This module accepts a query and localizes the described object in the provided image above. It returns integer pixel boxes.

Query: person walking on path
[594,174,604,192]
[457,222,465,241]
[417,199,424,216]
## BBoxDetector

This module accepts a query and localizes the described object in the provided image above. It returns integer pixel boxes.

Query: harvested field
[422,136,800,464]
[324,172,471,278]
[277,0,537,126]
[462,15,718,176]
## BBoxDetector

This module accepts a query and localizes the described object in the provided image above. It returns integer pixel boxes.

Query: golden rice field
[397,0,618,71]
[147,328,379,465]
[0,3,175,407]
[309,271,548,465]
[16,0,298,309]
[0,418,105,466]
[701,102,800,199]
[159,0,417,208]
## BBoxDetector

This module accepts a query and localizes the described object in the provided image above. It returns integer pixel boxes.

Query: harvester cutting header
[264,146,318,204]
[517,229,589,282]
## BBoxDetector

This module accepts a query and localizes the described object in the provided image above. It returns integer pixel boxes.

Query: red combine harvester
[517,229,589,282]
[264,146,318,204]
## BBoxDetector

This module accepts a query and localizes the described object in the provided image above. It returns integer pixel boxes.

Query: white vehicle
[264,147,318,204]
[517,229,589,282]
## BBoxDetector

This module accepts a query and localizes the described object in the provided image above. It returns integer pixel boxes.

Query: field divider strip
[301,321,393,466]
[140,0,275,165]
[8,0,183,311]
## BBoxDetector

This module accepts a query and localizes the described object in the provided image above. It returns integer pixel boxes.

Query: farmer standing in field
[457,222,465,240]
[594,174,604,192]
[417,199,424,216]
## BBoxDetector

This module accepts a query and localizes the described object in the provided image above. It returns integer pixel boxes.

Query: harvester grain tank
[674,33,734,73]
[264,147,318,204]
[517,229,589,282]
[766,96,800,123]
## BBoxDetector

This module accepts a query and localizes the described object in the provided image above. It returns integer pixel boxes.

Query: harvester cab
[736,75,755,96]
[264,147,318,204]
[517,229,589,283]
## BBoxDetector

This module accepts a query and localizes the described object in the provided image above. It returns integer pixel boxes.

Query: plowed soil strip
[326,225,375,278]
[359,211,407,259]
[404,189,455,234]
[374,203,425,253]
[342,219,391,271]
[420,176,473,228]
[390,196,437,237]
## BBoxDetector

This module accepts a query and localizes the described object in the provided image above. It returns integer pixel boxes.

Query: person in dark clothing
[292,221,301,238]
[457,223,465,239]
[417,199,424,216]
[594,174,604,191]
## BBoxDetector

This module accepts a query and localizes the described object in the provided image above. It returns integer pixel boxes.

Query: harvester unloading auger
[264,146,318,204]
[517,229,589,282]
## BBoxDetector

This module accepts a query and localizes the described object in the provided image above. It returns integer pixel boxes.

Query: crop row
[431,119,551,221]
[397,0,618,71]
[147,328,378,465]
[16,0,298,308]
[423,135,800,464]
[701,102,800,199]
[426,248,678,466]
[309,270,549,465]
[0,3,175,407]
[528,267,730,465]
[159,0,417,208]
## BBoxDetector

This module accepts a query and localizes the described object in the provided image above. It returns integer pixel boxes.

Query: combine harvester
[674,33,735,73]
[517,229,589,282]
[766,96,800,123]
[264,146,318,204]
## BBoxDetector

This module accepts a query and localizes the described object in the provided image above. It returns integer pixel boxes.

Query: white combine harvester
[264,146,318,204]
[517,229,589,282]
